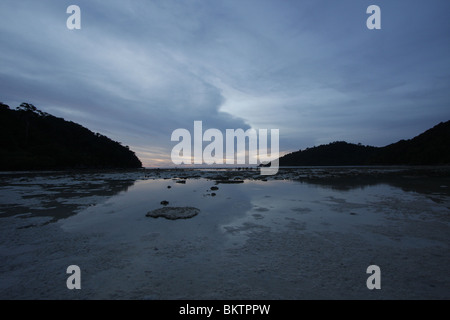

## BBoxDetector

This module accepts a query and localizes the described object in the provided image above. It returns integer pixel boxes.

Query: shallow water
[0,169,449,299]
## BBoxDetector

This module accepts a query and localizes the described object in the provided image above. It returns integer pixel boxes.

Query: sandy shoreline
[0,167,449,299]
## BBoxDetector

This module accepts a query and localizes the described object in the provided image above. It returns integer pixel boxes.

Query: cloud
[1,0,450,166]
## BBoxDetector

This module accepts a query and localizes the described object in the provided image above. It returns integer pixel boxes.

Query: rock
[176,180,186,184]
[160,200,169,206]
[215,180,244,184]
[211,186,219,191]
[146,206,200,220]
[167,186,171,189]
[211,193,216,197]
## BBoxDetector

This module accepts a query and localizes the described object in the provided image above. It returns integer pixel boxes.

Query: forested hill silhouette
[268,120,450,167]
[0,102,142,170]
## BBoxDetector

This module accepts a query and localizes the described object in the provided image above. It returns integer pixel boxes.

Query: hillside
[0,102,142,170]
[270,120,450,167]
[369,121,450,165]
[276,141,378,166]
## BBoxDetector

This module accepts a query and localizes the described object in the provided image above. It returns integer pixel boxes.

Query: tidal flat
[0,167,449,299]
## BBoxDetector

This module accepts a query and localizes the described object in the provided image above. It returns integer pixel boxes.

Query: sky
[1,0,449,167]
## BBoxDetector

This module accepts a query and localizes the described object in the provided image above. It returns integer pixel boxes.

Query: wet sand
[0,167,449,299]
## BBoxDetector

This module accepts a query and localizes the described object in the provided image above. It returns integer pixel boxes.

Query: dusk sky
[1,0,449,167]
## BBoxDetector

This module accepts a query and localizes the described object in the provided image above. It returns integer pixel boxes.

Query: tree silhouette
[268,121,450,167]
[0,102,142,170]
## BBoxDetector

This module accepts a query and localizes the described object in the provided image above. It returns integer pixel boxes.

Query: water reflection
[0,171,139,223]
[1,168,449,227]
[296,174,450,207]
[1,168,449,299]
